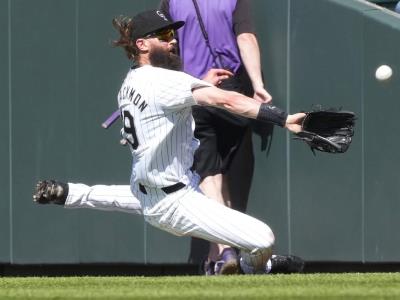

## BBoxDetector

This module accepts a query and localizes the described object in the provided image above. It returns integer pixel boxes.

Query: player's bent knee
[266,227,275,248]
[239,225,274,274]
[254,224,275,250]
[239,246,273,274]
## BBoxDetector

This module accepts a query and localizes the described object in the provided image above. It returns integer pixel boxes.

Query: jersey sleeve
[157,69,212,110]
[233,0,256,36]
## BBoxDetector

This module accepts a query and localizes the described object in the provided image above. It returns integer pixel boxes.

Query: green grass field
[1,273,400,299]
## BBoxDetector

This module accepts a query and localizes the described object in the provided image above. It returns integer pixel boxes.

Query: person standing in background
[159,0,299,275]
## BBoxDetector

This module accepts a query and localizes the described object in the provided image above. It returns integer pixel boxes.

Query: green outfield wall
[1,0,399,264]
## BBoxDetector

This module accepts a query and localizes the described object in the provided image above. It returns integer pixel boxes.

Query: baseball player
[34,10,305,275]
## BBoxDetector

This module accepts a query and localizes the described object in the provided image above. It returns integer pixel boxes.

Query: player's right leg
[33,180,142,214]
[182,190,274,274]
[140,181,275,274]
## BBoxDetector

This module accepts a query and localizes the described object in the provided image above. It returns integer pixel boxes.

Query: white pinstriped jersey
[118,65,211,188]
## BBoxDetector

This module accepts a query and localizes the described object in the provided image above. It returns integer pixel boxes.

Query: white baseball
[375,65,393,81]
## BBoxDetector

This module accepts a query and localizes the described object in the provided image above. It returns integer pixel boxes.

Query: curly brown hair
[112,16,138,60]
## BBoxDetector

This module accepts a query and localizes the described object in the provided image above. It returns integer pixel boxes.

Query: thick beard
[149,46,182,71]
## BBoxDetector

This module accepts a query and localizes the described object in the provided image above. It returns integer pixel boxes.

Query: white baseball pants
[66,184,142,214]
[65,178,275,273]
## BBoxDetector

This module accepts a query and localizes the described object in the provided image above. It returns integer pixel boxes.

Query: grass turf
[1,273,400,299]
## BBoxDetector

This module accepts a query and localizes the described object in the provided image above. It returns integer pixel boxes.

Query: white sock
[265,255,276,274]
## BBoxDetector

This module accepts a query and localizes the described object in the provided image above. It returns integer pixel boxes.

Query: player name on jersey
[118,86,148,112]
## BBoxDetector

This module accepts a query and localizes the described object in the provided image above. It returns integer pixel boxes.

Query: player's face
[147,30,181,71]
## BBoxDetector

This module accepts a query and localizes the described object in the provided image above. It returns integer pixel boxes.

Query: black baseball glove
[294,108,356,154]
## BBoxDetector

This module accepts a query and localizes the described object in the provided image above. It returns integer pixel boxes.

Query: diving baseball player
[33,10,305,274]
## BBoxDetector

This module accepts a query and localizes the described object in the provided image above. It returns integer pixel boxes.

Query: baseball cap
[130,10,184,41]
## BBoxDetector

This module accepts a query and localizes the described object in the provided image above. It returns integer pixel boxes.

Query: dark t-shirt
[159,0,255,36]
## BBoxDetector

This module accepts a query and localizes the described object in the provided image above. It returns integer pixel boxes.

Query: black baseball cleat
[33,180,69,205]
[269,255,305,274]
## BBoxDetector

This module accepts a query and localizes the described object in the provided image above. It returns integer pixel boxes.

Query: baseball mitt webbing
[294,108,356,154]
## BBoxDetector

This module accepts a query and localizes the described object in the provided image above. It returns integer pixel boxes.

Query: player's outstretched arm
[192,85,259,117]
[192,86,304,131]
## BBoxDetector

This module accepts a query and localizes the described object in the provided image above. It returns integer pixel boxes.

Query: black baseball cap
[130,10,184,41]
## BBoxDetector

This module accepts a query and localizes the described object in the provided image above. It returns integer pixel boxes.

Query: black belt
[139,182,186,195]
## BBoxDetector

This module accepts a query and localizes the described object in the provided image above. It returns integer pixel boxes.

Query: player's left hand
[285,113,306,133]
[202,69,233,86]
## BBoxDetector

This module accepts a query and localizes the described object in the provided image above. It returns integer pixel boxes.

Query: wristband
[256,103,288,127]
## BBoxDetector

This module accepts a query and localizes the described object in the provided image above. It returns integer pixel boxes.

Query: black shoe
[270,255,305,274]
[33,180,68,205]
